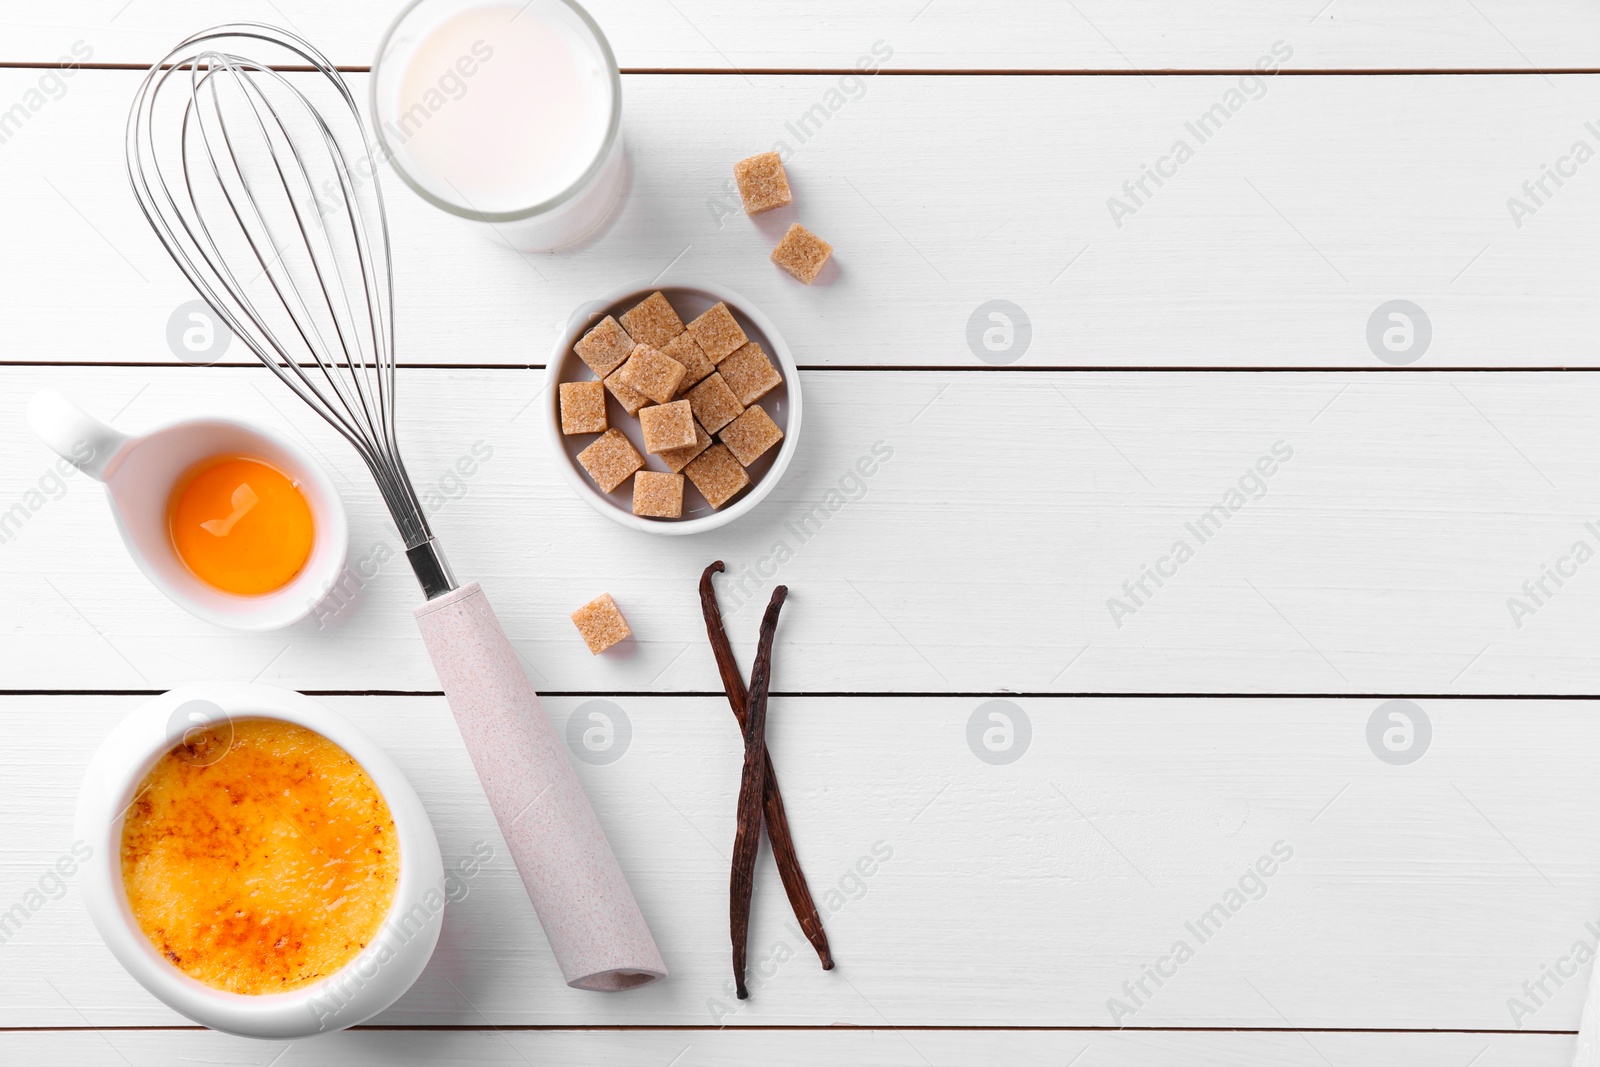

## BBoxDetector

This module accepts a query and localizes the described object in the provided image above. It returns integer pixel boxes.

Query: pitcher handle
[25,388,131,482]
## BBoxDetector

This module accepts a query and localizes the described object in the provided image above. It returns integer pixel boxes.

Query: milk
[373,0,623,249]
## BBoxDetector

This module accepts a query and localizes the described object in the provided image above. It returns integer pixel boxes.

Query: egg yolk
[168,456,314,596]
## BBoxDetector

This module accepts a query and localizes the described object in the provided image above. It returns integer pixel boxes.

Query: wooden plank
[2,366,1598,694]
[2,1,1597,71]
[4,694,1600,1030]
[4,70,1600,368]
[0,1029,1574,1067]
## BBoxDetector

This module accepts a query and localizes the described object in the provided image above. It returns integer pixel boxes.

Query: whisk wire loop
[127,23,444,575]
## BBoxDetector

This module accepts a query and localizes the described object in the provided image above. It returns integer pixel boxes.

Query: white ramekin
[545,277,803,534]
[75,683,444,1039]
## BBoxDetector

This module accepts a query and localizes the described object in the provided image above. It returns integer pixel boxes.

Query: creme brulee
[120,719,399,994]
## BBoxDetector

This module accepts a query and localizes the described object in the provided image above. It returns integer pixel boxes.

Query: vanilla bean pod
[700,562,833,970]
[729,584,785,999]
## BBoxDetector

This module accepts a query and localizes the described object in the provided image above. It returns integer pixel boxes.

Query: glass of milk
[371,0,623,251]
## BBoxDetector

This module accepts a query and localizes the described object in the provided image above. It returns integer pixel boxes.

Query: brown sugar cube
[661,331,716,392]
[618,291,685,348]
[575,427,644,493]
[632,471,685,519]
[771,222,832,284]
[558,380,608,435]
[719,404,784,466]
[733,151,792,215]
[718,341,784,406]
[603,364,650,416]
[574,315,634,378]
[685,372,745,434]
[571,593,631,654]
[685,302,749,363]
[685,444,751,509]
[659,419,712,473]
[616,343,686,404]
[638,400,698,453]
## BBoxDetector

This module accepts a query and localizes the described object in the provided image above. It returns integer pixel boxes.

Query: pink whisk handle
[413,582,666,991]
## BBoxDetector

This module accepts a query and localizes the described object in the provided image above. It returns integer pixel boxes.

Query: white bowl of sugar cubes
[545,277,802,534]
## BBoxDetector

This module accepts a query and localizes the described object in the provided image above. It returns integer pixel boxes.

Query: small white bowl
[76,683,444,1039]
[545,277,802,534]
[26,388,348,631]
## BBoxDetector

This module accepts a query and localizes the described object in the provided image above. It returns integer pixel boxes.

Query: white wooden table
[3,2,1598,1063]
